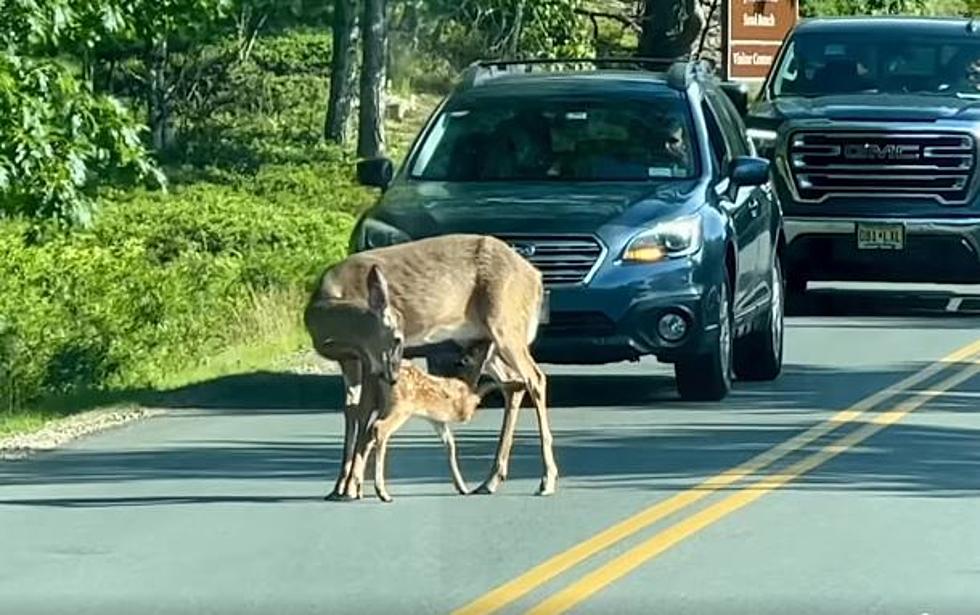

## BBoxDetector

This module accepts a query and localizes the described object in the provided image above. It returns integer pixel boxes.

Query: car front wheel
[734,256,784,381]
[675,276,733,402]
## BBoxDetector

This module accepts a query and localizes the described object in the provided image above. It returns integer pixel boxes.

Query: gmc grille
[493,234,604,286]
[788,131,977,204]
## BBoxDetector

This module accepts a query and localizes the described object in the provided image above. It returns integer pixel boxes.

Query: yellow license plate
[856,223,905,250]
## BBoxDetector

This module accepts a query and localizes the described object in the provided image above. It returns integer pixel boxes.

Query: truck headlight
[622,215,703,263]
[356,218,411,251]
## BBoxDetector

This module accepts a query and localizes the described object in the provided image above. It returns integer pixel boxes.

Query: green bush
[250,30,333,76]
[243,162,375,216]
[171,66,330,173]
[0,184,354,411]
[0,26,431,421]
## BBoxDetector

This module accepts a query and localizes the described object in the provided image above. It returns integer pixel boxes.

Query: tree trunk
[147,37,172,153]
[638,0,704,59]
[508,0,526,56]
[325,0,359,144]
[357,0,387,159]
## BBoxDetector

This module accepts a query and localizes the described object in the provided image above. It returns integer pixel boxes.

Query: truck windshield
[770,32,980,98]
[409,95,698,182]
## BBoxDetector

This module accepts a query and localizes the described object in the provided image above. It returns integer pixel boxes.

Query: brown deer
[303,233,556,500]
[354,342,524,502]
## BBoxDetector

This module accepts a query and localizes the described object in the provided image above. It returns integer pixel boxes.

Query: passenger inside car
[412,98,698,182]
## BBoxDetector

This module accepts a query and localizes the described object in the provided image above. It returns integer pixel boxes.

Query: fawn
[355,342,520,502]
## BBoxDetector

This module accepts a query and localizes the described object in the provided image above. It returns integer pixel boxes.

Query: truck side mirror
[720,81,750,117]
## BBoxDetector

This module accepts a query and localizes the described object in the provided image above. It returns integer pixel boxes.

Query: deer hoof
[324,492,356,502]
[471,479,499,495]
[536,483,557,496]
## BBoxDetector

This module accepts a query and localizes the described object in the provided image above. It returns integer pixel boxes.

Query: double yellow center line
[452,338,980,615]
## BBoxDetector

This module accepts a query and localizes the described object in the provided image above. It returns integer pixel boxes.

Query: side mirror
[720,81,750,117]
[729,156,770,187]
[357,157,395,189]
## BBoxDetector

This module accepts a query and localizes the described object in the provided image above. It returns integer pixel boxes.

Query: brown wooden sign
[723,0,799,81]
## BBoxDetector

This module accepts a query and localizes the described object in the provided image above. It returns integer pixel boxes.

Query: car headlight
[622,215,703,263]
[746,127,778,157]
[356,218,411,251]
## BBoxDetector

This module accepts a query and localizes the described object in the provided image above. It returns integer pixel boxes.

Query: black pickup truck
[746,16,980,293]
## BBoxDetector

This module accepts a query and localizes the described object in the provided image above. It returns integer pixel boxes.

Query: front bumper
[530,258,721,365]
[408,252,725,367]
[784,216,980,284]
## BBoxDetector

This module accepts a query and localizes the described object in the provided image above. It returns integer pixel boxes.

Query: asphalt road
[2,286,979,615]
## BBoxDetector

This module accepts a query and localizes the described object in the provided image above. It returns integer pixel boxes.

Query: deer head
[305,265,405,384]
[365,265,405,384]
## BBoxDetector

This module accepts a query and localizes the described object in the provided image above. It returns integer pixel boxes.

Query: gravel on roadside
[0,406,165,461]
[1,349,342,462]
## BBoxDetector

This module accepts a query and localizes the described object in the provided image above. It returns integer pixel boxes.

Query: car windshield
[409,94,698,182]
[770,32,980,98]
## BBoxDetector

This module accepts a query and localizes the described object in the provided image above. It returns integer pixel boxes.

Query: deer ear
[366,264,390,317]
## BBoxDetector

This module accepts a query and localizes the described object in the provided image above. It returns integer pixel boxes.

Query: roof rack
[457,56,717,91]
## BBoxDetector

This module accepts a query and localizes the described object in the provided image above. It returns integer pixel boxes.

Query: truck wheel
[675,276,733,402]
[735,257,784,381]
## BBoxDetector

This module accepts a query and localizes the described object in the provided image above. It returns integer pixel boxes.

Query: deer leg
[343,420,373,500]
[326,360,363,502]
[523,354,557,495]
[373,412,411,503]
[472,352,524,495]
[477,336,557,496]
[429,420,468,495]
[348,374,395,498]
[325,410,358,501]
[474,385,525,495]
[345,394,384,500]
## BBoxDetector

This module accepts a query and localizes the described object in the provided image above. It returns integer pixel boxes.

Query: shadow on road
[3,286,978,507]
[1,359,976,505]
[787,285,980,319]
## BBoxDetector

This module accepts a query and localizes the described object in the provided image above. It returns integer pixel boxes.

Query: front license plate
[539,290,550,325]
[856,223,905,250]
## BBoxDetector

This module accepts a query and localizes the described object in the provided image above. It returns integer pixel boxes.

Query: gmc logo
[510,243,537,258]
[843,143,921,161]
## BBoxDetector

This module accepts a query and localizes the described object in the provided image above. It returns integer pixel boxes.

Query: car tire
[734,256,784,382]
[675,275,733,402]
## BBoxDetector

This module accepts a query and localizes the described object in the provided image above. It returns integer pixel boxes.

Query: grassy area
[0,285,311,438]
[0,50,442,440]
[0,331,310,439]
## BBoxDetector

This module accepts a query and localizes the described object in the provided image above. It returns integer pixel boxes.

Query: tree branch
[695,0,720,60]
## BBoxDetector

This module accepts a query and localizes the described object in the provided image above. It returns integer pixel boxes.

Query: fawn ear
[366,265,391,317]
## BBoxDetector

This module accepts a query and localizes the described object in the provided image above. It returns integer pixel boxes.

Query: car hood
[372,181,705,237]
[750,94,980,123]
